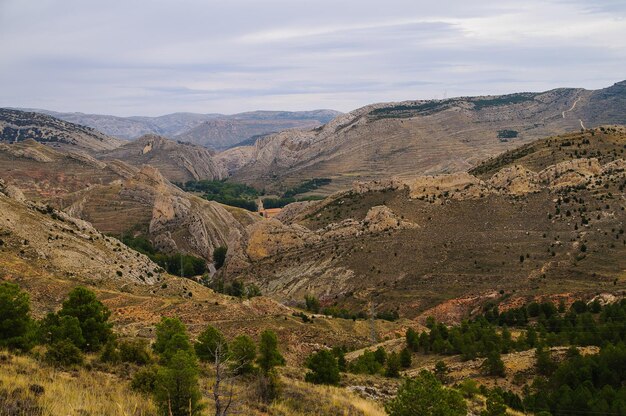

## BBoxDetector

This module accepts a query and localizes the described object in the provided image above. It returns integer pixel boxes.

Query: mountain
[0,108,122,152]
[174,110,342,150]
[218,81,626,194]
[16,107,342,149]
[0,139,256,261]
[97,134,227,183]
[222,126,626,321]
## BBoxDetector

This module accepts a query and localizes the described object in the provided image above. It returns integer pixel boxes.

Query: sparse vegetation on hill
[181,179,260,211]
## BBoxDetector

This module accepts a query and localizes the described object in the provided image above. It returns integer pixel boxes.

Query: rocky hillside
[218,81,626,194]
[174,110,342,150]
[97,134,227,183]
[0,139,257,262]
[223,127,626,322]
[0,108,122,152]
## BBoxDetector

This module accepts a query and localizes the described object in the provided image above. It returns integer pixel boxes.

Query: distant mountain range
[12,108,342,150]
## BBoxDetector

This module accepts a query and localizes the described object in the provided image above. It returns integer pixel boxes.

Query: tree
[385,370,467,416]
[484,350,505,377]
[0,282,33,351]
[535,344,557,376]
[154,350,202,416]
[213,246,227,269]
[58,286,112,351]
[39,313,85,349]
[304,294,320,313]
[385,352,401,378]
[153,317,191,356]
[257,330,284,374]
[435,360,449,381]
[305,350,340,385]
[374,346,387,365]
[406,328,420,351]
[482,392,507,416]
[195,325,228,363]
[400,347,412,368]
[230,335,256,375]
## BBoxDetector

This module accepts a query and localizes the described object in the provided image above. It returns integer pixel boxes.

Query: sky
[0,0,625,116]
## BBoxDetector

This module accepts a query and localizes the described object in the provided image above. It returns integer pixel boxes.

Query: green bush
[131,365,160,394]
[305,350,340,385]
[100,339,120,363]
[119,338,151,365]
[213,246,227,269]
[0,282,34,351]
[39,313,85,349]
[385,352,401,378]
[45,340,84,367]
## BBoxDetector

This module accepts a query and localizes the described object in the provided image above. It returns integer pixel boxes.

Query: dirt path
[562,96,581,118]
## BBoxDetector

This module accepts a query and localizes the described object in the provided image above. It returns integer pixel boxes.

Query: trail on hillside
[562,96,581,118]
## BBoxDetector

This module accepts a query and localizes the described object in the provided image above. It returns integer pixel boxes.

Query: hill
[0,109,122,152]
[97,134,227,183]
[17,108,342,149]
[218,81,626,194]
[222,127,626,322]
[174,110,342,150]
[0,139,256,262]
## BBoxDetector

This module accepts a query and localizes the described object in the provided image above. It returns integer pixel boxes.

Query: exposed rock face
[243,205,417,261]
[0,109,122,152]
[488,165,541,195]
[405,172,486,200]
[0,179,162,284]
[538,158,602,188]
[98,134,227,183]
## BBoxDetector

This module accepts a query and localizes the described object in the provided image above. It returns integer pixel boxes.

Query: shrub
[153,317,190,356]
[213,246,227,269]
[119,338,151,365]
[385,352,401,378]
[484,351,505,376]
[400,347,412,368]
[385,370,467,416]
[482,392,507,416]
[304,294,320,313]
[100,339,120,363]
[305,350,340,385]
[131,364,160,394]
[0,282,34,351]
[45,340,83,367]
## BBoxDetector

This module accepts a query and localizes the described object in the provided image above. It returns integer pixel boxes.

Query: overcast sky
[0,0,625,116]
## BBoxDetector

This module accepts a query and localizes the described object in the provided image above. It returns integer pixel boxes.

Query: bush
[484,351,506,376]
[45,340,83,367]
[213,246,227,269]
[400,347,412,368]
[119,338,151,365]
[100,339,120,363]
[482,392,507,416]
[0,282,34,351]
[385,370,467,416]
[305,350,340,385]
[230,335,256,375]
[58,287,112,351]
[349,350,383,375]
[385,352,401,378]
[131,364,160,394]
[304,294,320,313]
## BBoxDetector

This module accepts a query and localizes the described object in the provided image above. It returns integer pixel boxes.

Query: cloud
[0,0,624,116]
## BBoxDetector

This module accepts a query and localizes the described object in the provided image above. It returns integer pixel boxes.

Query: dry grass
[0,351,155,416]
[270,377,387,416]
